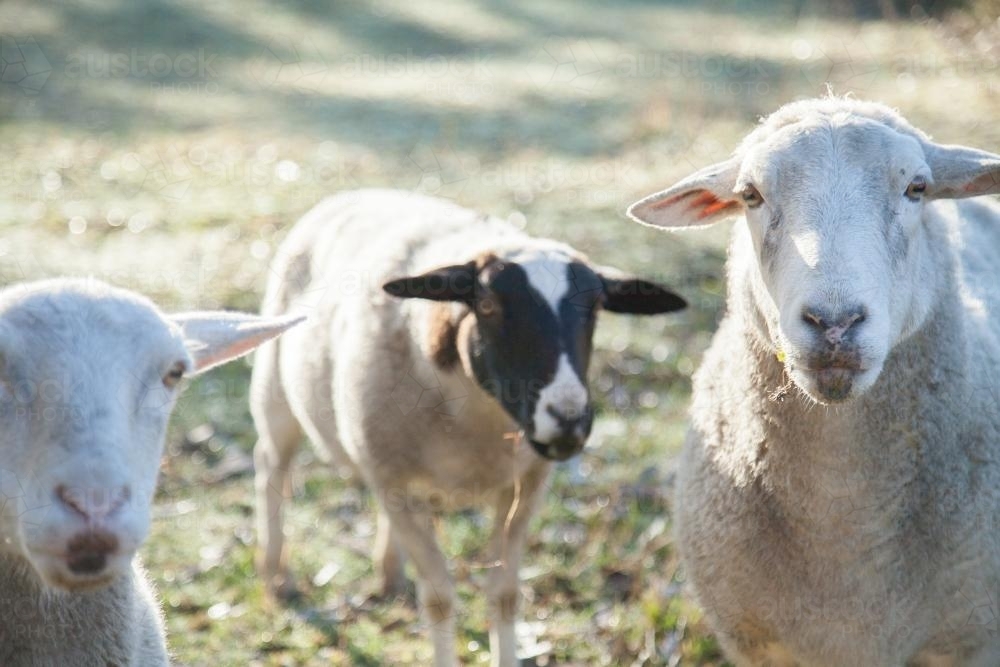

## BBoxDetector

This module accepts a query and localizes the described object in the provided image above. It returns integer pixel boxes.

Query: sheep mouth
[786,344,873,403]
[796,363,874,404]
[27,547,130,592]
[36,562,119,592]
[812,367,859,402]
[527,437,584,462]
[805,362,865,371]
[804,347,865,372]
[49,571,117,592]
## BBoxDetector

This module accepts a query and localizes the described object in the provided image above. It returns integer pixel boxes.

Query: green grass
[1,0,998,664]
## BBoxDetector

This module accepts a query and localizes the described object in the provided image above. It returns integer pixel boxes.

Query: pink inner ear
[650,189,709,209]
[965,171,1000,194]
[646,188,739,222]
[699,198,741,218]
[649,194,687,210]
[193,338,260,373]
[686,190,740,219]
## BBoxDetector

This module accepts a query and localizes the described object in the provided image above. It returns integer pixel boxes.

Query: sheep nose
[529,406,593,461]
[546,405,594,441]
[55,484,131,521]
[801,305,867,346]
[66,530,120,574]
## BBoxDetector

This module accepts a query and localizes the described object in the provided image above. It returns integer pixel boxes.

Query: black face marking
[384,254,686,460]
[560,262,603,379]
[467,259,598,444]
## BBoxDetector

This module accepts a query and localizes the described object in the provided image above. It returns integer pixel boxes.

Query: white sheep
[629,97,1000,666]
[251,188,686,667]
[0,278,303,666]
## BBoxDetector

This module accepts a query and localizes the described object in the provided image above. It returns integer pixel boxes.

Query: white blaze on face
[532,354,588,443]
[509,248,591,443]
[514,250,571,312]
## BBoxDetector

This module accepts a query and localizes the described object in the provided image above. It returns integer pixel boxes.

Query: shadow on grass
[284,591,406,667]
[4,0,829,156]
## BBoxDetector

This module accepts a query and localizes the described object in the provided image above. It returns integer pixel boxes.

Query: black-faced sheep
[251,189,686,667]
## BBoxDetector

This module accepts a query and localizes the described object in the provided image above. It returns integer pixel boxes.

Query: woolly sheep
[629,97,1000,665]
[0,278,302,666]
[251,189,686,667]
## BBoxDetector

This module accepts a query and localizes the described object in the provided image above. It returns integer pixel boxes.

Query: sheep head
[0,279,303,592]
[629,98,1000,404]
[383,246,686,460]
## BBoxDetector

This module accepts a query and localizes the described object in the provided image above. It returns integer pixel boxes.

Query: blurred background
[2,0,998,664]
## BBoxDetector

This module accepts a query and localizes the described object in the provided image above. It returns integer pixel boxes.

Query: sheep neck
[0,553,132,653]
[712,227,967,522]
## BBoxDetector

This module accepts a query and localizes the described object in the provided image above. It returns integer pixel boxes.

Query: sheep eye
[162,361,186,389]
[905,177,927,201]
[477,297,499,317]
[741,184,764,208]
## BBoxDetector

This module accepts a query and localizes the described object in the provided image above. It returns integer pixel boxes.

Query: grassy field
[1,1,998,664]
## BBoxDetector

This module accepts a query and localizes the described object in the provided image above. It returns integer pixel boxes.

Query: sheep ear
[171,312,306,374]
[925,143,1000,199]
[627,157,742,229]
[594,265,687,315]
[382,262,477,304]
[601,277,687,315]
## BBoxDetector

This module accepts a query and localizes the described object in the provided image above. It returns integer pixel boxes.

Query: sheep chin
[790,364,882,405]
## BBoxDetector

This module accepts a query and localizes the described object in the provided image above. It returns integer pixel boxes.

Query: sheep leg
[251,343,303,600]
[374,507,408,596]
[486,464,550,667]
[382,503,458,667]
